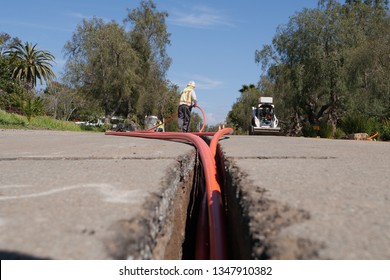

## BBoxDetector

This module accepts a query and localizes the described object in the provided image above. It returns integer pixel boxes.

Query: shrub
[380,119,390,141]
[22,97,44,123]
[340,114,381,136]
[341,114,366,134]
[366,118,381,137]
[0,109,27,126]
[302,123,318,138]
[318,121,334,139]
[334,128,346,139]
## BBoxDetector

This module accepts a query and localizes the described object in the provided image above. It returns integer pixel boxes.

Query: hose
[105,106,232,259]
[146,105,206,133]
[368,132,379,140]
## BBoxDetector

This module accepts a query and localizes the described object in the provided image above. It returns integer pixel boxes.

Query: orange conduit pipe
[210,128,234,158]
[105,130,228,259]
[194,127,233,259]
[194,105,206,133]
[106,106,233,259]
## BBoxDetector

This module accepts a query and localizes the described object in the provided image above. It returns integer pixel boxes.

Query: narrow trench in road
[135,139,317,260]
[177,144,316,260]
[179,140,270,260]
[105,131,314,259]
[103,132,316,259]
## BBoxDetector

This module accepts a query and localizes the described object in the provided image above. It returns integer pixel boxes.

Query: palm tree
[5,42,56,92]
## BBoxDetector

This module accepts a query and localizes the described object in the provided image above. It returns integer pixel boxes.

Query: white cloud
[67,12,111,23]
[169,5,235,29]
[174,74,224,90]
[193,75,224,90]
[68,12,88,19]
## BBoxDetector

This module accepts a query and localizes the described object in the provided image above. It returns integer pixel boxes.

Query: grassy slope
[0,109,100,132]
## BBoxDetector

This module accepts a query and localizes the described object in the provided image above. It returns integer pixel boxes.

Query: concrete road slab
[2,130,389,260]
[220,136,390,259]
[0,130,196,260]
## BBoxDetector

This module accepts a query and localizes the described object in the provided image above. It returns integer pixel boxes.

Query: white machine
[249,97,281,135]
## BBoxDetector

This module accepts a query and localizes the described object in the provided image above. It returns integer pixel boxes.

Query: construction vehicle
[249,97,281,135]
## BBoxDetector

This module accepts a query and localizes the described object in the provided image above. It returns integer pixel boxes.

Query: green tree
[188,112,203,132]
[342,0,390,119]
[4,42,56,93]
[0,34,26,112]
[64,17,139,124]
[62,1,179,128]
[259,4,347,135]
[42,81,86,121]
[124,0,172,123]
[159,83,180,132]
[226,84,261,134]
[255,0,389,136]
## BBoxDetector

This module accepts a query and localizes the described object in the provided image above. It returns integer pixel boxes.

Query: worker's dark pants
[178,104,191,132]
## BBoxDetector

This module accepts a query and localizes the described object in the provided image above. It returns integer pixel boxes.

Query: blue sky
[0,0,319,125]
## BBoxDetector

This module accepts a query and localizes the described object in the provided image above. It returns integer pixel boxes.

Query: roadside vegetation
[227,0,389,140]
[0,109,104,132]
[0,0,203,133]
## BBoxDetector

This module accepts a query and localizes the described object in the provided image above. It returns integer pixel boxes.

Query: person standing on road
[178,81,197,132]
